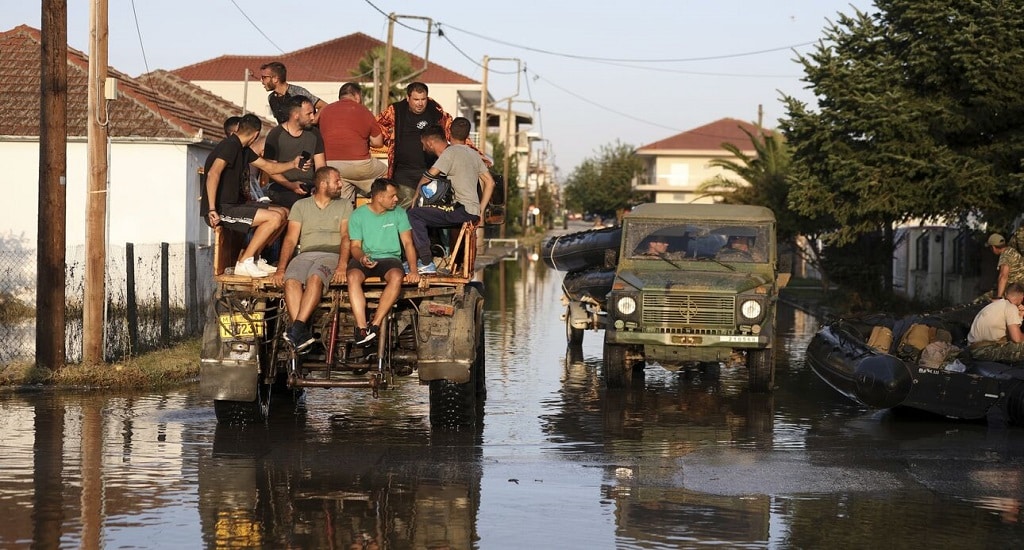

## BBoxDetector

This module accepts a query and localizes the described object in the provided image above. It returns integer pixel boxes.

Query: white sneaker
[255,258,277,274]
[235,258,270,278]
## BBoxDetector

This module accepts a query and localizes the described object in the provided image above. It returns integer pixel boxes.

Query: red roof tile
[637,118,773,153]
[136,70,276,135]
[1,24,224,141]
[170,32,477,85]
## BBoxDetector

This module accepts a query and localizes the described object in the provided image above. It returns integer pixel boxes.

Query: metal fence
[0,236,214,364]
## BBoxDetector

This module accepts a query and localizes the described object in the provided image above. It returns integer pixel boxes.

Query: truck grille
[642,294,735,326]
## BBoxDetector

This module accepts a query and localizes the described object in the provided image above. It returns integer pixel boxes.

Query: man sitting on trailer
[271,166,352,352]
[347,178,421,346]
[408,124,495,274]
[968,282,1024,362]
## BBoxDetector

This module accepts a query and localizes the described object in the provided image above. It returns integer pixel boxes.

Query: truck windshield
[627,222,771,263]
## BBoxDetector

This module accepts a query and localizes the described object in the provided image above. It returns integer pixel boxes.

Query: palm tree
[352,46,415,107]
[698,126,831,289]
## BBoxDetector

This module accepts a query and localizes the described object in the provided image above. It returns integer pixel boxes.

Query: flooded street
[3,250,1024,549]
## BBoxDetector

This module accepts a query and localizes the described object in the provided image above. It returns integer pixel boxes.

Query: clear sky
[4,0,874,179]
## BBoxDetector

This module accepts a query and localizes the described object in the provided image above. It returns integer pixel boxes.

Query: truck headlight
[740,299,762,320]
[616,296,637,315]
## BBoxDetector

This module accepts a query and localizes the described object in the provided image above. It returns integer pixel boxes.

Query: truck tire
[566,308,584,347]
[429,286,484,428]
[603,335,639,388]
[747,347,775,392]
[214,382,270,424]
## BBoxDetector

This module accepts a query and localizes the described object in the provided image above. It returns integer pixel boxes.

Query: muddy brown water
[2,252,1024,549]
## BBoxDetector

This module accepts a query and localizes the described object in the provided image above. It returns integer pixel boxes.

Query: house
[0,24,261,360]
[170,32,482,127]
[634,118,770,204]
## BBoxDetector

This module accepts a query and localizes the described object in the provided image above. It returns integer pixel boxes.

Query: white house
[0,25,268,360]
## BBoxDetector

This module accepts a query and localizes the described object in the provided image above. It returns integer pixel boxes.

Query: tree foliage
[697,126,833,280]
[563,141,644,218]
[781,1,1024,241]
[352,46,414,105]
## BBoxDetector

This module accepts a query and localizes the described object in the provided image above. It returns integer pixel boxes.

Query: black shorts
[347,257,404,279]
[218,203,273,234]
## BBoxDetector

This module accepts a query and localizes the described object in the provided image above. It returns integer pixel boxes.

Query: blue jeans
[407,205,477,261]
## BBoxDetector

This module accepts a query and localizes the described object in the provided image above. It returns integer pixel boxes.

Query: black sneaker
[356,325,378,347]
[286,324,316,352]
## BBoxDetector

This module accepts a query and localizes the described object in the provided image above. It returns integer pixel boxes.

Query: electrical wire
[438,21,815,64]
[228,0,287,54]
[362,0,432,33]
[130,0,150,74]
[528,69,681,132]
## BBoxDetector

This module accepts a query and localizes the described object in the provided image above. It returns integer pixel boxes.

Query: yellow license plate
[219,312,265,339]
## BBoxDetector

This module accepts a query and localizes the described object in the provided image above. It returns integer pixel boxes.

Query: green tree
[563,141,644,221]
[780,1,1024,292]
[698,126,832,283]
[352,46,414,106]
[487,134,522,234]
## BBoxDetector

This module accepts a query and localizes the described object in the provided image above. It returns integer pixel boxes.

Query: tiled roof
[637,118,773,153]
[136,70,276,135]
[1,24,223,141]
[170,32,477,85]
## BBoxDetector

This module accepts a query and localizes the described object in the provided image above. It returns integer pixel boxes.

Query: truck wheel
[429,286,484,428]
[747,348,775,392]
[429,378,476,428]
[474,294,487,399]
[603,336,639,388]
[214,382,270,424]
[566,308,584,346]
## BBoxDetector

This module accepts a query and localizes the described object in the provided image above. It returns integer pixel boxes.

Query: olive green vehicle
[565,203,787,391]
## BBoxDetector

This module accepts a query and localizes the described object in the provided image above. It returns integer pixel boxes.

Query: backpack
[419,173,455,208]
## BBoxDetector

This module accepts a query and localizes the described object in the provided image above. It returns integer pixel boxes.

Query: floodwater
[3,249,1024,549]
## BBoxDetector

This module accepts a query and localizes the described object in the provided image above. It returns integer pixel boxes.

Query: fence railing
[0,239,213,365]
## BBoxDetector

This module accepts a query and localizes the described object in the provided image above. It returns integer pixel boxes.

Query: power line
[528,69,681,132]
[362,0,431,33]
[439,21,815,63]
[130,0,150,73]
[228,0,287,54]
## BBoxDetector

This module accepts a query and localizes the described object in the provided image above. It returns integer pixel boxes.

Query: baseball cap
[987,233,1006,247]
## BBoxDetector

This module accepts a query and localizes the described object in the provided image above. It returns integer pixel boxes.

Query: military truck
[200,184,506,427]
[561,203,787,391]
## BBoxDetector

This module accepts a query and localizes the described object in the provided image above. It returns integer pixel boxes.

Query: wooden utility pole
[382,13,395,110]
[83,0,109,364]
[37,0,68,370]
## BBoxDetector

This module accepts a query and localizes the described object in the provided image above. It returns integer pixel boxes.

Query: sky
[5,0,874,179]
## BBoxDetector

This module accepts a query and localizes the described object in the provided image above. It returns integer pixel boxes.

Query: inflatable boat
[805,300,1024,424]
[542,226,622,272]
[561,268,615,304]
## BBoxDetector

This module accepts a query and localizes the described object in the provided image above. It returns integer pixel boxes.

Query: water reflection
[2,250,1024,548]
[199,414,482,549]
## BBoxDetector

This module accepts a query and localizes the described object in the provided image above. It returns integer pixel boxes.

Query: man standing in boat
[968,282,1024,362]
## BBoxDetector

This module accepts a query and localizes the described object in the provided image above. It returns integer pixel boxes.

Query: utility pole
[83,0,108,364]
[479,57,522,235]
[382,12,395,110]
[37,0,68,370]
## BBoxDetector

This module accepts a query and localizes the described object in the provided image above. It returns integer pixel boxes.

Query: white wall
[2,139,210,248]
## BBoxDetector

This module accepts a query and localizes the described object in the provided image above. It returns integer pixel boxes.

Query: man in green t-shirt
[271,166,352,351]
[347,178,420,346]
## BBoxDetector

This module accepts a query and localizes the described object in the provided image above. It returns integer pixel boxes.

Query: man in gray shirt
[407,124,495,274]
[271,166,352,351]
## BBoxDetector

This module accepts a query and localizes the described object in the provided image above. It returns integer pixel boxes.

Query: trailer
[200,212,498,427]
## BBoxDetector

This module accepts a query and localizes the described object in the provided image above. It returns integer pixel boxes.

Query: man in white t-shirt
[968,282,1024,362]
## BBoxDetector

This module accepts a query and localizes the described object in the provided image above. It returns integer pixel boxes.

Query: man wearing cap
[992,233,1024,299]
